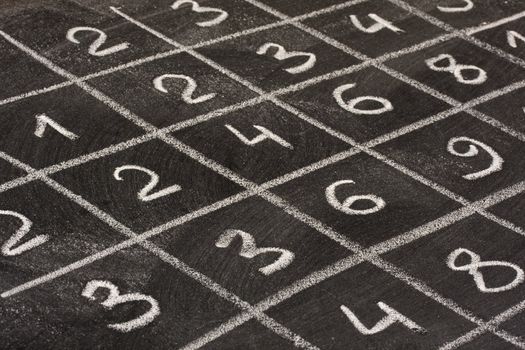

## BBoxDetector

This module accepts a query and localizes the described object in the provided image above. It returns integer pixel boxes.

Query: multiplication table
[0,0,525,348]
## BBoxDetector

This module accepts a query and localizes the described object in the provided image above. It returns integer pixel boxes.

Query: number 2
[67,26,130,57]
[0,210,49,256]
[153,74,216,104]
[113,165,182,202]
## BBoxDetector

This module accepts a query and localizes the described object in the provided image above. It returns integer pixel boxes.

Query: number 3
[215,229,294,275]
[171,0,228,27]
[82,280,160,332]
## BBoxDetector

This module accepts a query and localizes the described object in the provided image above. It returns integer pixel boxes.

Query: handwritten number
[437,0,474,13]
[225,124,293,149]
[153,74,216,104]
[349,14,404,34]
[82,280,160,332]
[0,210,49,256]
[447,248,524,293]
[425,54,487,85]
[67,27,129,57]
[333,83,393,115]
[215,229,294,275]
[507,30,525,48]
[256,43,316,74]
[447,137,503,180]
[113,165,182,202]
[326,180,386,215]
[34,114,79,141]
[171,0,228,27]
[340,302,426,335]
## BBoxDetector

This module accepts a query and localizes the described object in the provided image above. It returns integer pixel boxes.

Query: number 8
[425,53,487,85]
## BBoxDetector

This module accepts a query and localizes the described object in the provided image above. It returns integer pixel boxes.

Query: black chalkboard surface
[0,0,525,349]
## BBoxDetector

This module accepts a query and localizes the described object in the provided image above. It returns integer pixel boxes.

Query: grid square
[127,0,278,47]
[400,0,525,30]
[197,25,360,91]
[302,0,445,58]
[151,197,352,303]
[89,53,257,128]
[385,38,525,102]
[272,153,460,247]
[488,193,525,230]
[280,66,450,143]
[267,262,474,349]
[174,101,351,183]
[0,159,26,185]
[376,112,525,201]
[0,182,124,292]
[200,320,298,349]
[501,309,525,341]
[473,16,525,60]
[0,245,240,349]
[1,0,175,76]
[0,85,144,169]
[475,88,525,135]
[384,214,525,319]
[51,139,243,232]
[0,40,66,101]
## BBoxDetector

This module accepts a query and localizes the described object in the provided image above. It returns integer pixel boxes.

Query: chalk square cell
[376,113,525,201]
[174,101,351,183]
[127,0,278,47]
[501,310,525,342]
[51,139,243,232]
[473,16,525,63]
[301,0,445,58]
[0,159,26,185]
[0,85,144,169]
[0,182,125,293]
[197,24,360,91]
[488,193,525,231]
[385,214,525,320]
[0,245,241,350]
[253,0,351,17]
[151,197,351,303]
[271,152,459,248]
[1,0,176,76]
[0,40,66,102]
[89,53,257,128]
[476,88,525,136]
[280,66,450,144]
[200,320,298,349]
[385,38,525,102]
[401,0,525,30]
[267,262,474,349]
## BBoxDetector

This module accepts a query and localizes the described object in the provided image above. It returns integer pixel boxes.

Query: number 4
[340,302,426,335]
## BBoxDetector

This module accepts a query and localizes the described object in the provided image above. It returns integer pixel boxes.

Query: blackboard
[0,0,525,349]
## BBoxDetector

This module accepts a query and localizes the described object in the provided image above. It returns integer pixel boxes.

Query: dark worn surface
[0,0,524,349]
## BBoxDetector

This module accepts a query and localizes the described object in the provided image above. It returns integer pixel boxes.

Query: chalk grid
[0,0,525,348]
